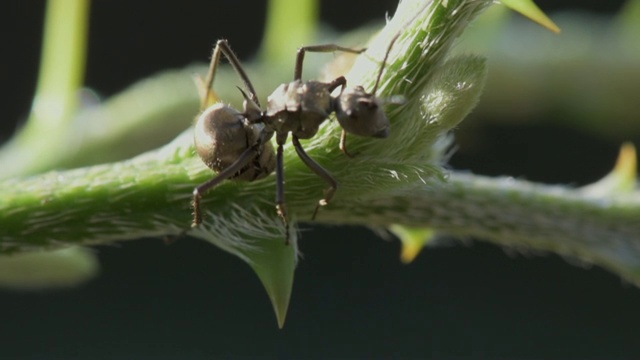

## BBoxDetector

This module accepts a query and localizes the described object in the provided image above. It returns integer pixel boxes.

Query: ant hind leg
[294,44,366,81]
[291,136,339,220]
[201,39,262,110]
[275,141,291,244]
[191,145,260,227]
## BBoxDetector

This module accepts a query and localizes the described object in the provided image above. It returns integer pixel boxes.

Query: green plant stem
[2,151,639,281]
[31,0,89,134]
[337,173,640,284]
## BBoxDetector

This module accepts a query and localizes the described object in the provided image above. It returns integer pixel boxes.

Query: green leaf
[0,247,98,290]
[245,234,297,329]
[389,225,435,264]
[501,0,561,33]
[581,143,637,196]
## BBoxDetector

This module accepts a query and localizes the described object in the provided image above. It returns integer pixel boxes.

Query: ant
[191,33,402,243]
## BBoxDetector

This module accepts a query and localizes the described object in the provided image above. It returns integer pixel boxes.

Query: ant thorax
[265,80,334,140]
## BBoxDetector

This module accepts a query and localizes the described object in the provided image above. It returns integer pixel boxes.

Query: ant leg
[199,41,226,110]
[291,136,339,220]
[191,145,259,227]
[326,76,354,157]
[327,76,347,94]
[295,44,366,80]
[201,39,261,109]
[371,32,402,95]
[339,129,358,158]
[329,76,357,159]
[275,140,290,244]
[194,75,218,111]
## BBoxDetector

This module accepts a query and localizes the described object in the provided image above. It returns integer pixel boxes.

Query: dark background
[2,1,639,359]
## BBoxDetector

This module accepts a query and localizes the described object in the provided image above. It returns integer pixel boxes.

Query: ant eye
[357,98,377,110]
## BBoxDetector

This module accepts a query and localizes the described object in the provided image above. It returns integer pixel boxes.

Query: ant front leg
[339,129,358,158]
[327,76,357,158]
[291,135,339,220]
[294,44,366,81]
[201,39,261,109]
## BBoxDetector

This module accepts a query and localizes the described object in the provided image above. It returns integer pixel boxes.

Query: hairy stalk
[2,0,639,286]
[336,173,640,285]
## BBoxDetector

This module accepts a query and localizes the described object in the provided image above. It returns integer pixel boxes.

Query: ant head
[334,31,405,139]
[335,86,390,138]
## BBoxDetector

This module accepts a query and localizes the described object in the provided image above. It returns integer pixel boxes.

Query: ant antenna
[370,2,430,96]
[371,32,401,96]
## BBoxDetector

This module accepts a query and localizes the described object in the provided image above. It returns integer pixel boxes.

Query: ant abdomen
[194,103,276,181]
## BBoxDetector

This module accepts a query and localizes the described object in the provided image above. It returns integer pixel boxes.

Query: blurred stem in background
[0,0,89,177]
[460,1,640,139]
[0,0,98,290]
